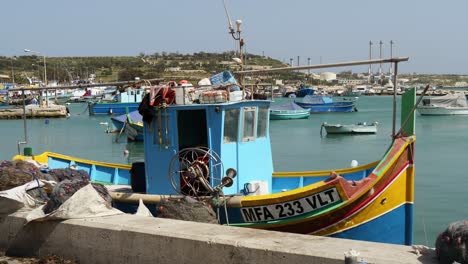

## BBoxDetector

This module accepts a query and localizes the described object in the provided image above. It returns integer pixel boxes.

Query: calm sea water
[0,96,466,246]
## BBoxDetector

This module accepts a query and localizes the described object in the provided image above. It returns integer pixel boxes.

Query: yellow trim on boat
[240,137,412,210]
[13,152,131,170]
[314,164,413,236]
[273,160,379,177]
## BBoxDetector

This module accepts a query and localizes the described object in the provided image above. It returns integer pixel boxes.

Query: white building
[320,72,337,81]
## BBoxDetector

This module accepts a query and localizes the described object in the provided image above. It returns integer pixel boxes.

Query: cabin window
[224,108,240,143]
[242,107,256,141]
[257,106,268,138]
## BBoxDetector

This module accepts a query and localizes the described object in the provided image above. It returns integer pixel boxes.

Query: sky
[1,0,467,74]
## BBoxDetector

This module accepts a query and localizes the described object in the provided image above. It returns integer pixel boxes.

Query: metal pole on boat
[17,89,28,155]
[392,62,398,137]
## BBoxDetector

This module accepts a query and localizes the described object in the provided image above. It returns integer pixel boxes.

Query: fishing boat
[270,102,310,120]
[295,95,357,113]
[295,85,315,97]
[321,122,378,135]
[13,58,416,245]
[124,116,144,141]
[88,88,145,115]
[111,110,144,141]
[417,92,468,115]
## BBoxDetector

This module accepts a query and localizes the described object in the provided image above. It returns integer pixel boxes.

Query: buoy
[350,160,359,167]
[109,108,113,115]
[123,149,129,156]
[45,119,50,125]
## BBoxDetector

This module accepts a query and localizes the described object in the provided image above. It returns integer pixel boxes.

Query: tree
[118,68,143,81]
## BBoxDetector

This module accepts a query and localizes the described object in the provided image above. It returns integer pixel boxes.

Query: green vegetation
[0,52,288,85]
[1,53,467,87]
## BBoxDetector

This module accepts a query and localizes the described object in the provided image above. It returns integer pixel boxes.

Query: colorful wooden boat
[111,110,144,141]
[13,86,417,245]
[88,88,144,115]
[295,95,358,113]
[321,122,378,135]
[270,102,310,120]
[124,115,144,141]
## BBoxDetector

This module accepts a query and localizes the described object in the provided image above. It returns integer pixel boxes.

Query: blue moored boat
[111,110,142,131]
[88,88,145,115]
[295,85,315,97]
[111,110,144,141]
[295,95,357,113]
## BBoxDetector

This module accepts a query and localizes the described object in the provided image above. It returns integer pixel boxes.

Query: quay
[0,212,436,264]
[0,104,67,119]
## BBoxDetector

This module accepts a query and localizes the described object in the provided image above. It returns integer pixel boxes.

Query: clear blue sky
[1,0,467,74]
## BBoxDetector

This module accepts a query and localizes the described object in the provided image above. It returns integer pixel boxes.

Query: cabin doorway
[177,110,208,150]
[176,110,209,196]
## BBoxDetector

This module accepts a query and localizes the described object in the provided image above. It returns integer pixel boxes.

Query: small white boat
[321,121,378,135]
[417,92,468,115]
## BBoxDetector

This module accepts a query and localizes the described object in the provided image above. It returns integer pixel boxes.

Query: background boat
[270,102,310,120]
[321,121,378,135]
[295,95,357,113]
[111,110,144,141]
[88,88,144,115]
[295,85,315,97]
[417,92,468,115]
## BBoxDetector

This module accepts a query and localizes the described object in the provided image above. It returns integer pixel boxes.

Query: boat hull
[270,110,310,120]
[322,124,377,134]
[218,137,414,245]
[125,123,144,141]
[417,106,468,115]
[295,101,356,113]
[88,102,140,115]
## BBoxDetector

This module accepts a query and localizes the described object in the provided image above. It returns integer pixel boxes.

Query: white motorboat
[321,121,378,135]
[417,92,468,115]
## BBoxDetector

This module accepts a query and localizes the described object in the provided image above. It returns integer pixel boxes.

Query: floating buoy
[123,149,129,156]
[45,119,50,125]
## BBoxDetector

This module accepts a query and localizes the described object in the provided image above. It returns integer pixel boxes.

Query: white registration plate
[241,187,341,222]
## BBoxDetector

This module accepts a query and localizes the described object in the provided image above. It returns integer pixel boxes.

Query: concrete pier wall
[0,105,67,119]
[0,212,436,264]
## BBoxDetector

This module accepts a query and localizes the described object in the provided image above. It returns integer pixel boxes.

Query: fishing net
[157,197,218,224]
[436,220,468,264]
[43,179,111,214]
[45,168,90,182]
[0,160,45,191]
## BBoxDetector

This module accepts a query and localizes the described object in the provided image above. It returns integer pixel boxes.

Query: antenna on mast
[222,0,235,35]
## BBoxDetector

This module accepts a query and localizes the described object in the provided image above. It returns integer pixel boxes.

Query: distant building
[455,82,468,87]
[338,79,366,85]
[0,74,10,84]
[320,72,337,81]
[164,67,181,72]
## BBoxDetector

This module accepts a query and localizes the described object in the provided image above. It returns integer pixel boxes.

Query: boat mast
[222,0,245,98]
[368,41,373,85]
[392,62,398,137]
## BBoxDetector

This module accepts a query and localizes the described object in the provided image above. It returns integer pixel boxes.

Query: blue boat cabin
[143,100,274,196]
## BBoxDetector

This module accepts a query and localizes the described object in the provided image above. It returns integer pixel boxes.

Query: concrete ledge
[0,212,436,264]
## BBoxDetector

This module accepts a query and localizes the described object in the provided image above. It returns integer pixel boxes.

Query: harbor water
[0,96,466,246]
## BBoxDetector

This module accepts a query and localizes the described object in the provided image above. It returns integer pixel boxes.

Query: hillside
[1,53,468,87]
[0,52,288,85]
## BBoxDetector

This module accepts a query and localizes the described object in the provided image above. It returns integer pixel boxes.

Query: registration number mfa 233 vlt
[241,187,341,222]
